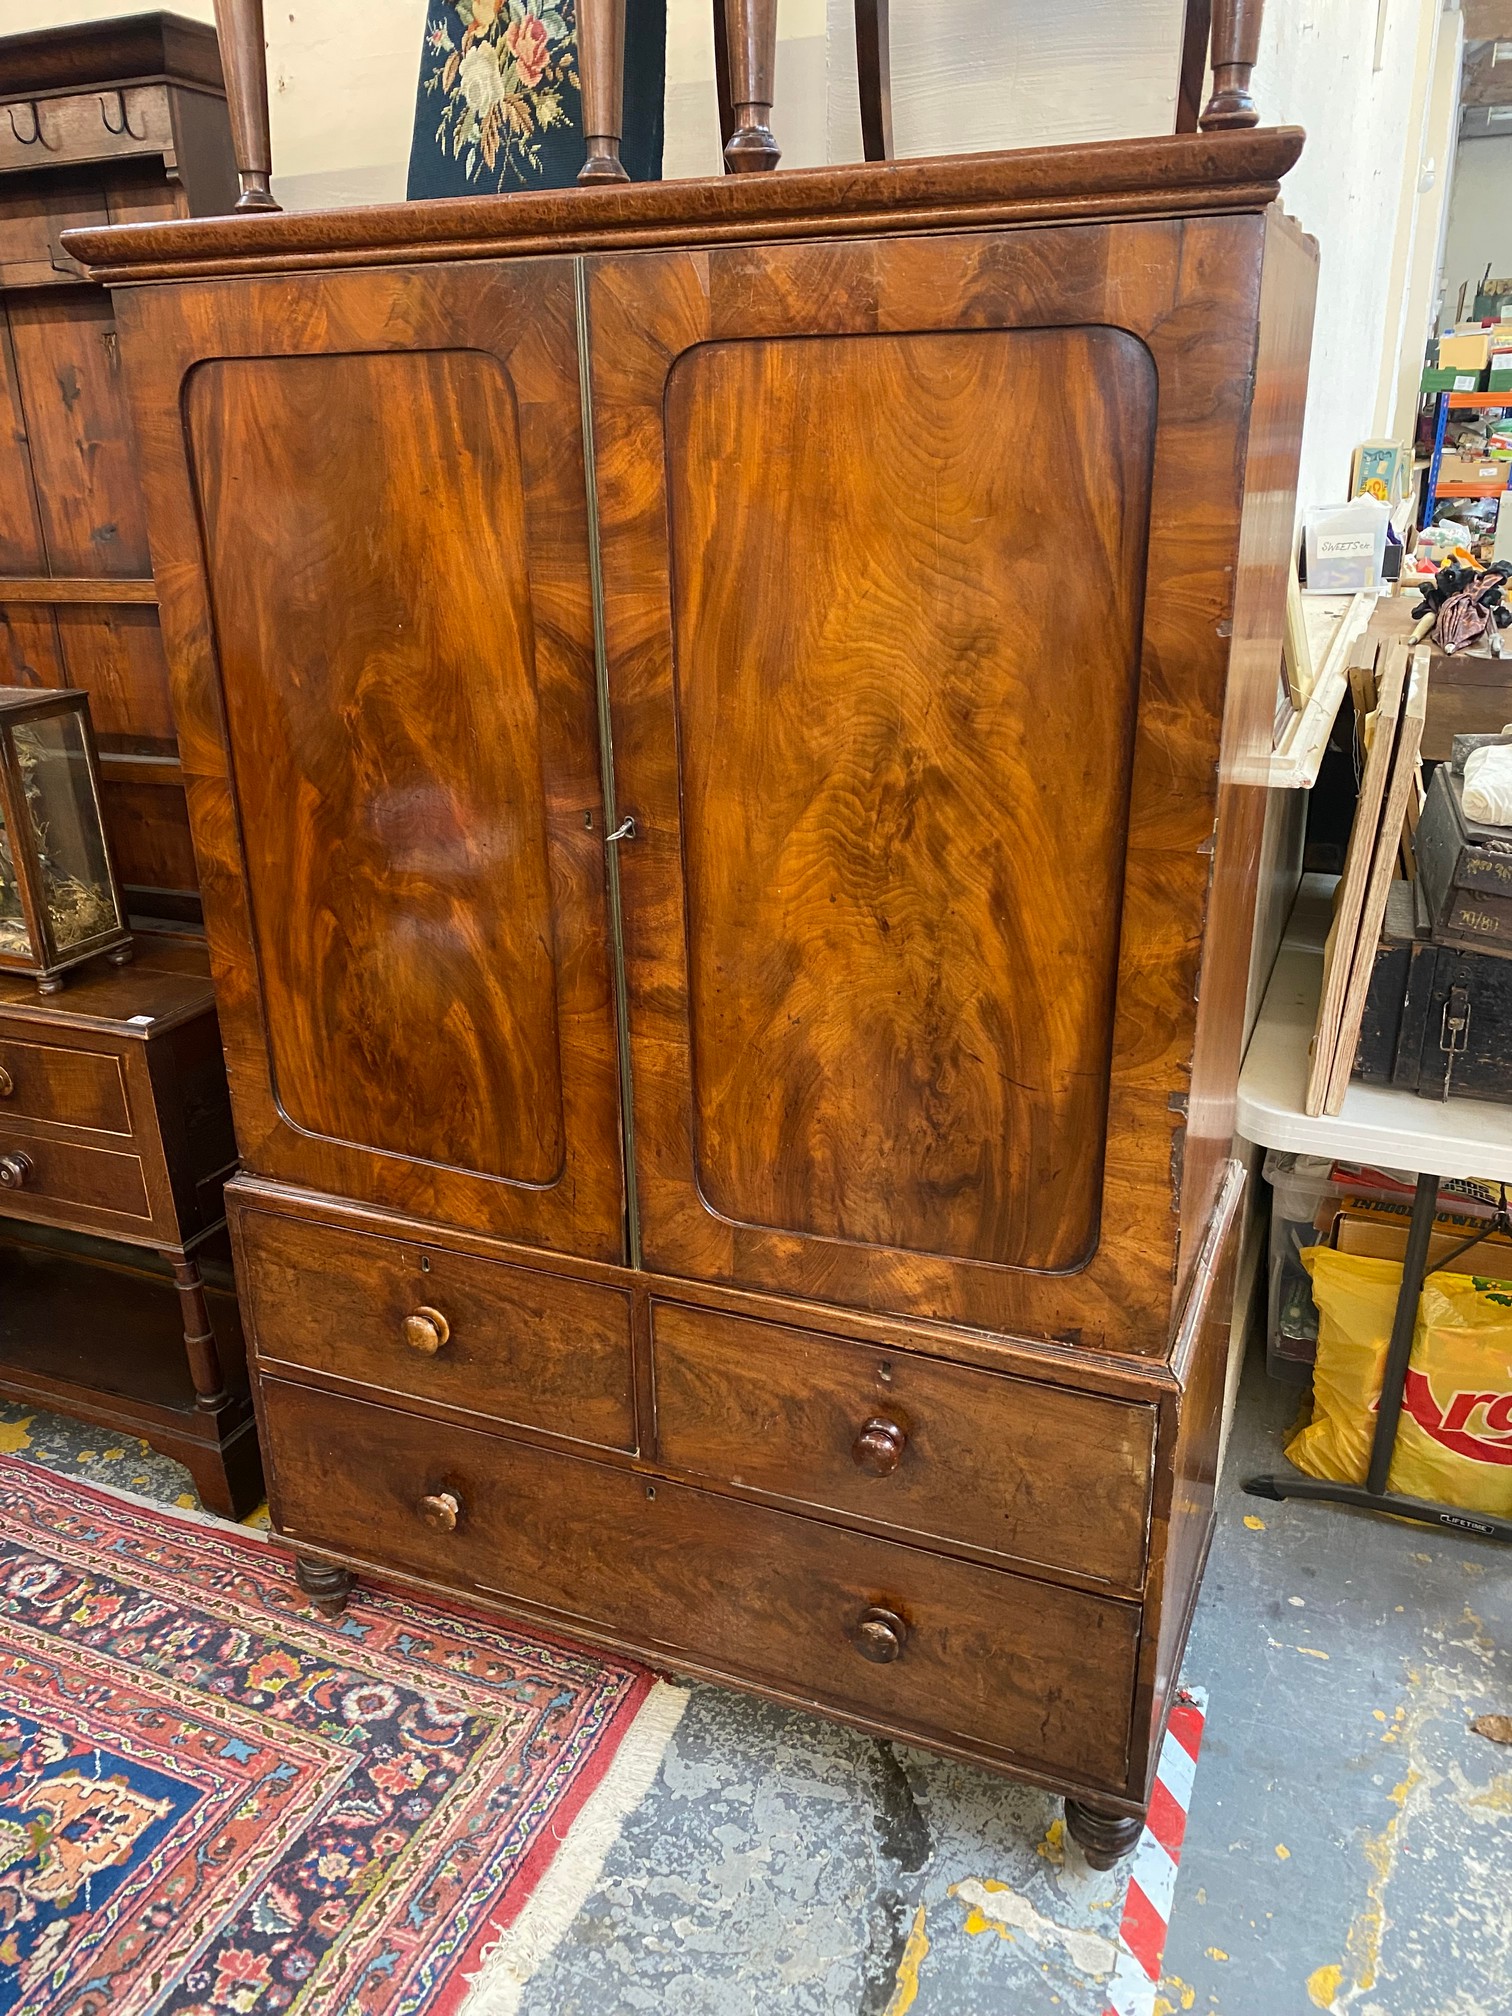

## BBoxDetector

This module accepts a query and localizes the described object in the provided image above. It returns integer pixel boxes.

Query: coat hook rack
[6,101,55,149]
[99,90,148,141]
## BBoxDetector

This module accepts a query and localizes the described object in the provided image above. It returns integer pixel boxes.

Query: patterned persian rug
[0,1455,684,2016]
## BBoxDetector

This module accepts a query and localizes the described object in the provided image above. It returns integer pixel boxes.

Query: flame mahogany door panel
[589,219,1270,1349]
[119,261,625,1259]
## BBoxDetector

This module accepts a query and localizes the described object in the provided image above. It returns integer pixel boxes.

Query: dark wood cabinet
[71,126,1316,1856]
[0,20,254,1513]
[0,15,235,922]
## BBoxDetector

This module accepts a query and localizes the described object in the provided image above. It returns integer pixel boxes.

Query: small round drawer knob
[853,1605,908,1663]
[0,1066,13,1098]
[402,1306,451,1356]
[852,1416,907,1475]
[418,1491,460,1532]
[0,1151,32,1190]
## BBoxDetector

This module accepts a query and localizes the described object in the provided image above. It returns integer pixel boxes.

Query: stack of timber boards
[1308,642,1429,1116]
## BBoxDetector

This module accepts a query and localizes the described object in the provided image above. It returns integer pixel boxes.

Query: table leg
[1366,1169,1438,1494]
[166,1248,230,1413]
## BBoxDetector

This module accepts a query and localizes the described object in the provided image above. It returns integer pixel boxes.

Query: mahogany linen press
[68,0,1316,1864]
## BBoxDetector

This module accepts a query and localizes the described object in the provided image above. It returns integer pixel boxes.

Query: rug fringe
[461,1678,691,2015]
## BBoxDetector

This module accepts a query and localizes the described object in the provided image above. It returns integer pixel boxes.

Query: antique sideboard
[70,8,1315,1859]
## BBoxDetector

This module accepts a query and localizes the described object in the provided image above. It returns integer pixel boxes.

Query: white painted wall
[1441,131,1512,320]
[0,0,1461,509]
[824,0,1186,163]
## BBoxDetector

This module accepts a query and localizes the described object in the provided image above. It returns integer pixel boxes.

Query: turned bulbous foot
[724,124,780,174]
[578,146,630,183]
[1064,1797,1144,1870]
[294,1553,354,1619]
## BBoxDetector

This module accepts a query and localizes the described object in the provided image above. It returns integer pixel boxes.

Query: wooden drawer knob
[418,1490,460,1532]
[853,1605,908,1663]
[852,1416,906,1475]
[0,1151,32,1190]
[402,1306,451,1355]
[0,1066,12,1097]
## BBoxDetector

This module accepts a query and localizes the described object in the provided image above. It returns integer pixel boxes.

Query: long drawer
[237,1208,636,1453]
[0,1033,130,1134]
[264,1379,1141,1791]
[0,1120,151,1225]
[651,1301,1156,1592]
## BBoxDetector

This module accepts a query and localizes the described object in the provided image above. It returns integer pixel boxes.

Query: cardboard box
[1490,355,1512,393]
[1437,452,1510,493]
[1440,328,1495,372]
[1332,1205,1512,1280]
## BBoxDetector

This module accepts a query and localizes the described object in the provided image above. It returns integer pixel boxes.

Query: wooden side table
[0,935,260,1517]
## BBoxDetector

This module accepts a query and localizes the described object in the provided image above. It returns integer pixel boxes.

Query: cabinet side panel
[666,327,1155,1271]
[184,349,567,1188]
[1181,210,1317,1282]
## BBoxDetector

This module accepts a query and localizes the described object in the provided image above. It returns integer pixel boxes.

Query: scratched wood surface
[0,280,196,908]
[591,214,1285,1351]
[666,327,1153,1271]
[5,290,175,744]
[114,261,625,1258]
[65,128,1304,286]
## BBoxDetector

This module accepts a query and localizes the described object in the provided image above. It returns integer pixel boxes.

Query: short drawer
[651,1302,1156,1591]
[265,1380,1140,1790]
[0,1122,151,1224]
[237,1208,636,1453]
[0,1033,130,1135]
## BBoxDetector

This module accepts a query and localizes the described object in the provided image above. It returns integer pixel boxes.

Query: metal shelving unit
[1423,389,1512,513]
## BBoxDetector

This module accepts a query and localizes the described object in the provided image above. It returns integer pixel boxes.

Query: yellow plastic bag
[1286,1247,1512,1517]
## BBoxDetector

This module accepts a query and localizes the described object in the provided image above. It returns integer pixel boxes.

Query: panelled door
[588,218,1268,1350]
[119,260,626,1260]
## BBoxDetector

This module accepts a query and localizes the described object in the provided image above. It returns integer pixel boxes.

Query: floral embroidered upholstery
[407,0,667,197]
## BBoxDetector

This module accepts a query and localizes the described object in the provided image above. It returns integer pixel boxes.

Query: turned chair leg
[1199,0,1263,131]
[1064,1797,1144,1870]
[295,1554,355,1619]
[855,0,892,162]
[211,0,281,210]
[722,0,779,173]
[1174,0,1212,134]
[712,0,735,159]
[578,0,631,182]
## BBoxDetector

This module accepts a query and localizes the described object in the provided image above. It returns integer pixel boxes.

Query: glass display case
[0,688,133,992]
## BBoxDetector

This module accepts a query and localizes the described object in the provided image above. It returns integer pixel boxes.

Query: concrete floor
[4,1344,1509,2015]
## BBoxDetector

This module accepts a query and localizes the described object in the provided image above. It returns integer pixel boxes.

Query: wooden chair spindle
[212,0,281,210]
[1199,0,1263,131]
[578,0,631,182]
[855,0,892,163]
[722,0,780,173]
